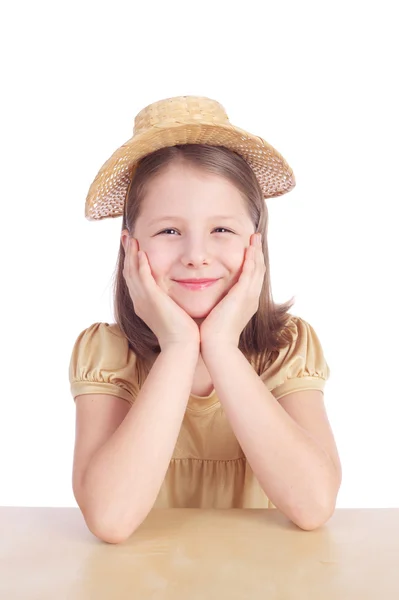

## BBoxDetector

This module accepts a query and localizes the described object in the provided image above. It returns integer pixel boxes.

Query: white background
[1,1,397,509]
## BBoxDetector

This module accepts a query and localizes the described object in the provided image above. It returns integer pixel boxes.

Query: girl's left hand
[200,233,266,350]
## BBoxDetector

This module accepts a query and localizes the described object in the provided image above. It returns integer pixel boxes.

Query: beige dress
[68,314,330,510]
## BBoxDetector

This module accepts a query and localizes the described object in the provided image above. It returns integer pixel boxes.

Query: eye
[158,228,179,235]
[214,227,233,233]
[158,227,234,235]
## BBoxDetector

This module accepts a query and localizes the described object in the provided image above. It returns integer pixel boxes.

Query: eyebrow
[148,215,240,226]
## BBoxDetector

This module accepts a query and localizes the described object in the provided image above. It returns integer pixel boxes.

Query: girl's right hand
[123,236,200,351]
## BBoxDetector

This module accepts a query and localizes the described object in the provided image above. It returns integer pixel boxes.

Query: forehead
[147,214,243,227]
[141,163,250,223]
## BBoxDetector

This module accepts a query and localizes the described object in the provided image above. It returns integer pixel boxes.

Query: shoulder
[69,321,131,360]
[69,320,137,370]
[68,322,141,403]
[283,313,326,354]
[260,313,331,399]
[71,321,127,345]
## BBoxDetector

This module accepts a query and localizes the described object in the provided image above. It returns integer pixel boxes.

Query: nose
[180,237,212,266]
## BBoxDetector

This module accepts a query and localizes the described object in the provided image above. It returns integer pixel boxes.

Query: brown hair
[111,144,296,386]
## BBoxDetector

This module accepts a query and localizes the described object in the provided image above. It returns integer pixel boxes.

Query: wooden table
[1,507,398,598]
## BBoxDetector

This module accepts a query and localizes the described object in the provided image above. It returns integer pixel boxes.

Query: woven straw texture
[85,96,296,221]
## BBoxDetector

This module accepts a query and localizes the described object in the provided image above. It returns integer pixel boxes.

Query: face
[122,161,256,325]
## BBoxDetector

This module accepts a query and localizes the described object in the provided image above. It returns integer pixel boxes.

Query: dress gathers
[68,314,330,510]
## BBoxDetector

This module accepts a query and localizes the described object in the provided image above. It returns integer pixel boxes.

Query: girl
[69,96,342,544]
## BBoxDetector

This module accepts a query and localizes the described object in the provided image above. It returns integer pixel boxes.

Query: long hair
[111,144,296,386]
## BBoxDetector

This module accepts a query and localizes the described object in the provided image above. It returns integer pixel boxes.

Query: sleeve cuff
[271,376,326,401]
[71,381,135,405]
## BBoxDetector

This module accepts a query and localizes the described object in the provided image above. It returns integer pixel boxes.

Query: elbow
[294,513,331,532]
[94,530,133,545]
[74,479,149,543]
[83,508,146,544]
[294,472,341,532]
[86,515,142,544]
[76,490,151,544]
[293,497,338,532]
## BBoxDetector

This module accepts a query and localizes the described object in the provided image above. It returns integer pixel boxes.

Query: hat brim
[85,122,296,220]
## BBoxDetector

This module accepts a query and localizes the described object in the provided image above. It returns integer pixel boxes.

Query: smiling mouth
[175,280,219,291]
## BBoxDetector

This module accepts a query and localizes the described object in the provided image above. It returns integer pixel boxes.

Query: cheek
[228,247,246,268]
[145,251,171,280]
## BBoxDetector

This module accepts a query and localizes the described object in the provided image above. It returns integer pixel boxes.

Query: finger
[123,236,129,258]
[137,249,159,292]
[235,249,254,291]
[137,249,150,271]
[125,238,145,291]
[125,237,138,273]
[137,248,149,274]
[246,238,264,289]
[253,235,265,268]
[243,244,256,272]
[251,234,260,257]
[255,243,266,290]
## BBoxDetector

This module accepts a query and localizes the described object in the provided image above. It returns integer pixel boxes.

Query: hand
[123,237,200,351]
[199,233,266,350]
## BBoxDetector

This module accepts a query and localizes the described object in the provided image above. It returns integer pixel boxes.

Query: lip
[175,279,219,291]
[175,279,219,283]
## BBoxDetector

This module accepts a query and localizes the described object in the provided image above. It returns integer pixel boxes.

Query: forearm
[82,344,199,542]
[202,345,339,530]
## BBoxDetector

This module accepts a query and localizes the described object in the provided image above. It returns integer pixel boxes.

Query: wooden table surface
[1,507,398,599]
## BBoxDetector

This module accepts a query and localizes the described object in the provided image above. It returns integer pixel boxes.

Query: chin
[185,306,213,319]
[173,298,214,319]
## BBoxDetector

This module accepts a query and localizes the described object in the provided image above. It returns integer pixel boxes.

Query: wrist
[161,341,200,356]
[200,340,238,357]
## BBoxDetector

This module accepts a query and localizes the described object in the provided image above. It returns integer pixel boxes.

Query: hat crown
[133,96,230,135]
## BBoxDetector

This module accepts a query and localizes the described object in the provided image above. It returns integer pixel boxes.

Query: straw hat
[85,95,296,221]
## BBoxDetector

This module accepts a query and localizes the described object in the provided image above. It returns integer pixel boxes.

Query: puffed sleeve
[68,322,140,405]
[261,316,331,400]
